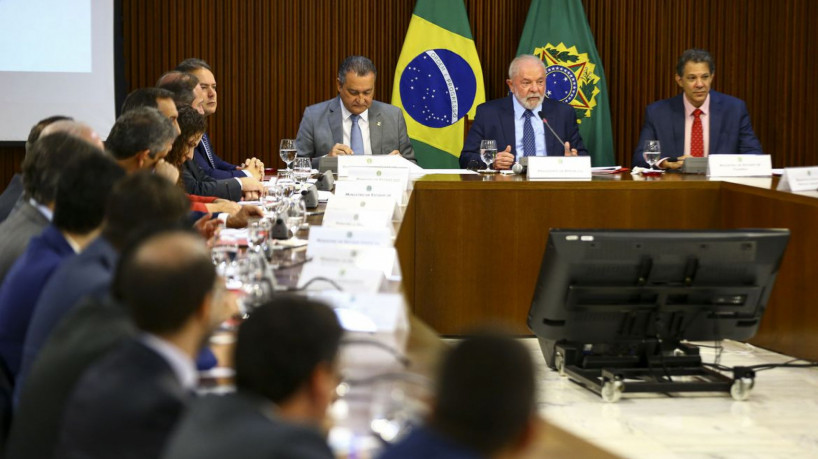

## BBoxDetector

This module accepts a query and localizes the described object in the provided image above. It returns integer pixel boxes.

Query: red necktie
[691,109,704,157]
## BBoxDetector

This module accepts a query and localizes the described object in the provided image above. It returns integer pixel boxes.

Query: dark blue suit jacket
[0,225,75,378]
[632,90,763,168]
[193,133,245,179]
[56,339,190,459]
[380,426,482,459]
[460,96,588,168]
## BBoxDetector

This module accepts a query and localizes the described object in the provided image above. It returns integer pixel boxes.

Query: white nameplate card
[337,155,421,177]
[526,156,592,179]
[309,292,408,335]
[324,196,401,221]
[321,207,393,230]
[777,166,818,192]
[346,166,411,192]
[334,180,406,205]
[306,245,399,278]
[297,263,383,294]
[707,154,772,177]
[307,226,393,248]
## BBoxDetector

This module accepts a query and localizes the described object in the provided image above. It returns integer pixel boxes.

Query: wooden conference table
[394,172,818,362]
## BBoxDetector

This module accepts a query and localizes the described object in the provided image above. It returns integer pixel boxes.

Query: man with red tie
[632,49,763,169]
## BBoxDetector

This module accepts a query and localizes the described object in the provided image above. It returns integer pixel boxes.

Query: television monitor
[528,228,790,369]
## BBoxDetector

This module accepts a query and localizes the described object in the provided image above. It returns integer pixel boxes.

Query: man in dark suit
[55,229,234,459]
[0,127,103,284]
[461,55,587,170]
[0,143,122,382]
[296,55,416,169]
[17,173,192,394]
[380,334,538,459]
[632,49,763,169]
[176,58,264,180]
[162,296,343,459]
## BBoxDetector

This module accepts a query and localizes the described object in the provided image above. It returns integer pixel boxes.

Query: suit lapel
[708,91,723,153]
[329,98,344,145]
[500,97,517,157]
[670,95,686,156]
[370,107,383,155]
[202,134,215,168]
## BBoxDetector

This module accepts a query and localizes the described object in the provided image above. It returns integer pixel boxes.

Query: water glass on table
[279,139,297,171]
[479,139,498,173]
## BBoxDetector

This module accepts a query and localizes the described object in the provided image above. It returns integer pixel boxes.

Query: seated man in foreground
[461,54,587,170]
[380,333,538,459]
[632,48,763,169]
[162,296,342,459]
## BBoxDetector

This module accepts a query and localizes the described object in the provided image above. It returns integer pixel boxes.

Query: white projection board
[0,0,116,141]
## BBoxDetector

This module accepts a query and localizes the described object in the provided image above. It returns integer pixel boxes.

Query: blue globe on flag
[399,49,477,128]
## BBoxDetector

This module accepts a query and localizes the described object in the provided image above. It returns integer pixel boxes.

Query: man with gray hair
[156,71,206,115]
[296,55,416,168]
[175,58,264,181]
[104,107,180,182]
[460,54,587,170]
[632,48,763,169]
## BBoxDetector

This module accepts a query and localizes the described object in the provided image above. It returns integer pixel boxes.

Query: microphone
[511,157,528,175]
[538,110,566,146]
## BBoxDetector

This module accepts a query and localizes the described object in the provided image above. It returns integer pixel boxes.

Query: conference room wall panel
[1,0,815,187]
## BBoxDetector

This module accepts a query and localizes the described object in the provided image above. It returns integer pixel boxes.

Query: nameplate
[307,226,393,248]
[337,155,421,176]
[777,166,818,192]
[334,180,406,205]
[308,292,408,334]
[707,154,772,177]
[322,207,393,230]
[298,264,383,294]
[526,156,592,179]
[345,166,410,192]
[325,196,401,221]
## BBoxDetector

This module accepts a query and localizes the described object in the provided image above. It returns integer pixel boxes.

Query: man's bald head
[119,229,216,335]
[40,120,105,151]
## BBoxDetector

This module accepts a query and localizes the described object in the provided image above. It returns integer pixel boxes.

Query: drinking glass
[276,170,297,198]
[643,140,662,170]
[284,196,307,241]
[247,220,270,254]
[279,139,297,171]
[479,139,498,173]
[293,157,312,186]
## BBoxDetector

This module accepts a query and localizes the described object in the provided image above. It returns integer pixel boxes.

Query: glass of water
[479,139,498,173]
[279,139,297,171]
[643,140,661,170]
[293,157,312,186]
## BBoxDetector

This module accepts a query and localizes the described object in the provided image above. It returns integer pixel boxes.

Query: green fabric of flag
[517,0,615,166]
[392,0,486,168]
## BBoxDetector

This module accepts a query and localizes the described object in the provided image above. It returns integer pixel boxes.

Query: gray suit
[161,392,334,459]
[296,97,416,168]
[0,201,49,285]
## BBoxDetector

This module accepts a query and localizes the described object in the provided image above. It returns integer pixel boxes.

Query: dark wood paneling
[3,1,815,188]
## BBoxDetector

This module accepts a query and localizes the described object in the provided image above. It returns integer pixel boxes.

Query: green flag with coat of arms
[392,0,486,168]
[517,0,615,166]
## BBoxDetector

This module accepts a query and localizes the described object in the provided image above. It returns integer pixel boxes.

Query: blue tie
[523,110,536,157]
[202,134,216,167]
[350,114,364,155]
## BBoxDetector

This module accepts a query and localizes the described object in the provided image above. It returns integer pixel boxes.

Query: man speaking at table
[460,54,587,170]
[296,55,416,168]
[632,49,763,169]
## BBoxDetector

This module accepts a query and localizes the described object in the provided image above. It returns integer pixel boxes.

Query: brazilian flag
[517,0,615,166]
[392,0,485,169]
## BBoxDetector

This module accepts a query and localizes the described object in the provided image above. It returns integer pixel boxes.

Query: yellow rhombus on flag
[392,0,485,169]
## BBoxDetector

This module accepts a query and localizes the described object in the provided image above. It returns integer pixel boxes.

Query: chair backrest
[463,114,473,144]
[0,357,14,453]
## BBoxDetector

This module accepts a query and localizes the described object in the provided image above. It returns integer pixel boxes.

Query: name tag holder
[777,166,818,192]
[707,155,772,177]
[526,156,592,179]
